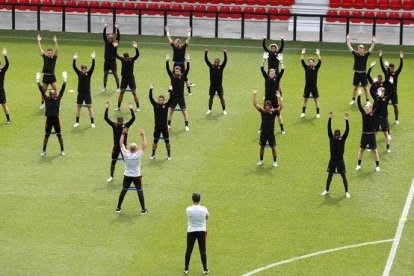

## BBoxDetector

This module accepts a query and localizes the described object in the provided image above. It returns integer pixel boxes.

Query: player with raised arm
[36,71,67,156]
[0,48,10,124]
[115,41,140,111]
[102,22,120,92]
[37,34,58,110]
[300,48,322,118]
[262,33,284,71]
[115,127,148,214]
[104,101,135,182]
[379,50,403,124]
[205,47,227,115]
[346,34,375,105]
[321,112,350,198]
[166,53,190,131]
[73,51,96,128]
[253,89,281,167]
[148,83,171,160]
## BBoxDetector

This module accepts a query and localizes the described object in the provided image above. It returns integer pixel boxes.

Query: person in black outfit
[300,48,322,118]
[37,71,67,156]
[102,22,120,93]
[379,50,403,124]
[321,112,350,198]
[356,94,380,171]
[73,51,95,128]
[148,83,171,160]
[166,53,190,131]
[260,54,285,134]
[104,101,135,182]
[37,34,58,110]
[115,41,140,112]
[204,47,227,115]
[165,25,194,95]
[262,33,284,71]
[346,34,375,104]
[253,89,281,167]
[0,48,10,124]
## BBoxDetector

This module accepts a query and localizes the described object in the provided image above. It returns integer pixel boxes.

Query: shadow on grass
[293,117,318,126]
[320,194,346,207]
[70,125,91,136]
[147,158,168,168]
[111,211,141,223]
[204,113,222,121]
[37,153,60,163]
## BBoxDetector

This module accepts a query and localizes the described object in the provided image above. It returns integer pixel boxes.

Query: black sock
[185,121,189,127]
[302,107,306,113]
[386,144,390,149]
[91,117,94,124]
[187,87,191,93]
[222,104,225,111]
[358,160,362,165]
[6,114,10,121]
[43,145,46,151]
[76,117,79,123]
[273,155,277,162]
[167,149,171,157]
[151,150,155,157]
[376,161,379,167]
[352,97,355,100]
[138,190,146,210]
[260,154,263,161]
[316,107,320,114]
[280,124,284,132]
[167,120,171,126]
[208,103,212,110]
[41,100,44,104]
[60,144,64,151]
[117,102,121,108]
[136,102,139,108]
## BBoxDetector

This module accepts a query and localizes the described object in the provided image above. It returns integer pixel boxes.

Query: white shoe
[167,156,172,161]
[349,100,355,105]
[136,108,140,112]
[40,151,46,156]
[185,126,190,131]
[39,103,45,110]
[272,161,278,167]
[206,110,212,115]
[107,176,114,182]
[256,160,263,166]
[257,129,261,133]
[223,110,227,115]
[36,72,41,83]
[395,120,400,125]
[101,87,106,92]
[281,131,286,135]
[300,113,305,118]
[114,107,120,111]
[386,148,391,153]
[73,122,79,128]
[321,190,329,196]
[316,114,320,118]
[6,120,11,125]
[149,156,155,160]
[116,88,121,93]
[167,125,171,129]
[60,151,66,156]
[91,123,96,128]
[375,166,380,172]
[62,71,68,82]
[184,270,189,274]
[188,83,196,87]
[355,165,361,170]
[345,192,351,198]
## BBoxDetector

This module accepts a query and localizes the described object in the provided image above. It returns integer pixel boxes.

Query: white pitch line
[243,239,394,276]
[383,178,414,276]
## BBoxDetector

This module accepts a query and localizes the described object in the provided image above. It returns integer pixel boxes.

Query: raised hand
[262,52,269,60]
[280,34,284,40]
[105,101,110,109]
[346,33,350,40]
[37,34,42,42]
[378,49,383,57]
[166,53,170,60]
[91,51,96,59]
[328,111,333,118]
[204,47,209,52]
[315,48,320,55]
[132,41,138,48]
[372,36,376,42]
[114,22,119,28]
[138,128,145,136]
[253,89,257,95]
[73,52,79,59]
[164,25,169,32]
[301,48,306,55]
[53,36,57,43]
[370,60,376,68]
[128,103,133,109]
[150,82,154,89]
[1,48,7,56]
[344,112,349,120]
[104,22,109,28]
[400,50,404,58]
[223,47,227,53]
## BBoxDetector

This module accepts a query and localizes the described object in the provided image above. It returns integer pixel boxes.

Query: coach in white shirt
[184,193,209,274]
[115,127,148,214]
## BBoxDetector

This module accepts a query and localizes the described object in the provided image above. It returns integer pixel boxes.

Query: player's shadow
[92,182,120,192]
[37,154,60,163]
[70,126,90,136]
[320,194,346,207]
[242,165,277,176]
[294,117,318,126]
[204,113,221,121]
[354,169,376,180]
[110,212,141,224]
[147,158,168,167]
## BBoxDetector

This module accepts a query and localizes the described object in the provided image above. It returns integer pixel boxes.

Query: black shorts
[76,93,92,105]
[390,92,398,105]
[0,88,6,104]
[376,117,389,132]
[327,159,346,174]
[120,76,136,91]
[169,96,186,110]
[259,130,276,147]
[154,128,169,143]
[45,116,61,135]
[209,85,224,96]
[360,133,376,149]
[111,146,123,161]
[104,59,117,73]
[303,85,319,98]
[122,175,143,191]
[353,72,368,86]
[43,74,56,85]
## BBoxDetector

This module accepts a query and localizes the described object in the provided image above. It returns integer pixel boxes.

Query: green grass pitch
[0,29,413,275]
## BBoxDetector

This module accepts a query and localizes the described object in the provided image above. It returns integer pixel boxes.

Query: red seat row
[326,9,413,24]
[329,0,414,10]
[132,0,294,5]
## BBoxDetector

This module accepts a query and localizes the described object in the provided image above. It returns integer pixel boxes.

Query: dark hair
[389,63,395,68]
[192,193,201,203]
[158,95,165,100]
[264,100,272,107]
[123,53,129,59]
[334,129,341,136]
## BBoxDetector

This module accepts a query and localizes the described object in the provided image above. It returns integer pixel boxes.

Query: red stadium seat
[243,6,254,19]
[76,0,88,13]
[146,3,161,15]
[29,0,39,11]
[182,5,194,17]
[194,5,206,17]
[16,0,29,10]
[53,0,63,12]
[378,0,390,10]
[376,11,388,24]
[206,5,217,18]
[353,0,366,9]
[123,2,138,15]
[390,0,401,9]
[341,0,353,8]
[338,10,350,23]
[254,7,266,19]
[113,2,123,14]
[222,0,232,4]
[363,10,375,23]
[229,6,242,19]
[171,4,182,16]
[351,10,363,23]
[41,0,53,11]
[219,6,230,18]
[89,1,100,13]
[257,0,268,5]
[269,0,282,5]
[100,1,112,14]
[281,0,293,5]
[64,0,75,12]
[245,0,256,5]
[329,0,340,8]
[401,11,413,24]
[326,9,338,22]
[268,7,278,19]
[402,0,414,10]
[279,7,291,20]
[365,0,376,9]
[388,11,400,24]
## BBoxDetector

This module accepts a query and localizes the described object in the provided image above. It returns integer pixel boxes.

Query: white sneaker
[316,114,320,118]
[386,148,391,153]
[321,190,329,196]
[395,120,400,125]
[107,176,114,182]
[256,160,263,166]
[375,166,380,172]
[40,151,46,156]
[349,100,355,105]
[149,156,155,160]
[355,165,361,170]
[62,71,68,82]
[281,131,286,135]
[388,134,392,140]
[116,88,121,93]
[184,270,189,274]
[167,125,171,129]
[272,161,278,167]
[136,108,140,112]
[91,123,96,128]
[300,113,305,118]
[36,72,41,83]
[101,87,106,92]
[188,83,196,87]
[6,120,11,125]
[167,156,172,161]
[73,122,79,128]
[60,151,66,156]
[114,107,120,111]
[257,129,261,133]
[223,110,227,115]
[206,110,212,115]
[39,103,45,110]
[185,126,190,131]
[345,192,351,198]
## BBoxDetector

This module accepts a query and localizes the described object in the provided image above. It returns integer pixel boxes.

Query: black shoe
[115,207,122,214]
[141,209,148,215]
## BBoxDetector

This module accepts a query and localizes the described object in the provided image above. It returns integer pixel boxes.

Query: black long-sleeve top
[380,56,402,91]
[42,54,57,74]
[262,38,284,70]
[38,83,65,117]
[367,67,383,99]
[171,42,188,63]
[302,59,321,86]
[357,95,376,133]
[73,59,95,94]
[328,118,349,161]
[116,48,139,77]
[103,26,120,61]
[149,88,170,129]
[259,110,277,132]
[373,81,395,118]
[166,60,189,98]
[0,56,9,87]
[261,66,284,101]
[205,51,227,86]
[104,108,135,147]
[352,50,370,71]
